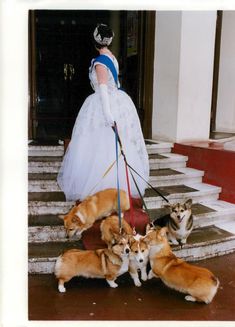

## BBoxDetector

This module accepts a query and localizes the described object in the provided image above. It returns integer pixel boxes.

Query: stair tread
[28,182,221,202]
[28,192,66,202]
[145,140,173,147]
[148,202,216,220]
[28,240,84,259]
[28,156,62,162]
[28,200,235,229]
[145,184,199,198]
[28,225,235,261]
[149,152,188,161]
[150,168,183,177]
[28,167,203,182]
[29,173,58,180]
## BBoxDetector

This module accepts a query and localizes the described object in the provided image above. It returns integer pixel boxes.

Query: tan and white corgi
[59,188,130,239]
[128,234,150,287]
[144,225,219,304]
[100,215,133,248]
[153,199,193,245]
[54,236,130,292]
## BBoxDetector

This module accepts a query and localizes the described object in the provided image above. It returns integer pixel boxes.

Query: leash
[112,122,170,204]
[114,122,122,233]
[113,122,136,234]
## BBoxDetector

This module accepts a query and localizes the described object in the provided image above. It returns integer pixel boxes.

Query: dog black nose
[125,248,130,254]
[139,259,143,263]
[177,215,181,219]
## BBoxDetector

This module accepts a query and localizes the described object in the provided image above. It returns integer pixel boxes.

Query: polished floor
[28,252,235,321]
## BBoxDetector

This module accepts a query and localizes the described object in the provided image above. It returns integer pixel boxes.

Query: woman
[57,23,149,202]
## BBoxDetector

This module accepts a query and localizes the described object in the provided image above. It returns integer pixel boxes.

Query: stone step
[28,240,84,274]
[28,141,173,158]
[28,167,203,192]
[149,153,188,169]
[28,183,221,215]
[28,225,235,273]
[28,148,183,174]
[28,200,235,243]
[145,140,173,154]
[149,200,235,228]
[28,145,64,157]
[150,167,203,187]
[144,183,221,209]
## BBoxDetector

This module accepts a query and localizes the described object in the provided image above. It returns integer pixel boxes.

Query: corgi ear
[75,211,85,224]
[184,199,192,209]
[128,235,135,245]
[58,214,65,220]
[164,203,172,209]
[72,216,79,223]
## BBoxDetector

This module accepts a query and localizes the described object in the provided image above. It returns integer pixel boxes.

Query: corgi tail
[206,275,220,304]
[54,255,63,278]
[211,275,220,288]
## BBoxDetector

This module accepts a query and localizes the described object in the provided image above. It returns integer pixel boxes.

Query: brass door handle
[64,64,68,80]
[64,64,75,80]
[69,64,75,80]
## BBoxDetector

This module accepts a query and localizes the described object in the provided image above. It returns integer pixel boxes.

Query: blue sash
[93,54,119,87]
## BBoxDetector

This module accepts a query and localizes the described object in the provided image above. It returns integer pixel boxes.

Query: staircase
[28,141,235,274]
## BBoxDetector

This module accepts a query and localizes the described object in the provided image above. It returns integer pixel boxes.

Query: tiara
[93,24,114,46]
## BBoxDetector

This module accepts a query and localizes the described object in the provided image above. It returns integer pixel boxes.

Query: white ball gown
[57,54,149,201]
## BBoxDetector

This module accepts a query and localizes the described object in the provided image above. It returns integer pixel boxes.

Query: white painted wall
[152,11,217,142]
[152,12,182,141]
[216,11,235,133]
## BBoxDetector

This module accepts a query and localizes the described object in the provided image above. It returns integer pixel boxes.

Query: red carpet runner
[82,198,150,250]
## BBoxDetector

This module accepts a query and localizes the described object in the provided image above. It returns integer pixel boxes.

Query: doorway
[28,10,155,142]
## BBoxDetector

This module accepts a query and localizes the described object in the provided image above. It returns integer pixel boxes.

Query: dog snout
[139,258,143,263]
[177,215,181,219]
[125,248,130,254]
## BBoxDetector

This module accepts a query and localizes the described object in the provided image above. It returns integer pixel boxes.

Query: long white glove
[99,84,114,126]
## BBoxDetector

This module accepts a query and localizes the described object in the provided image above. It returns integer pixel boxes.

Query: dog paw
[141,274,148,281]
[107,280,118,288]
[148,270,154,280]
[58,285,66,293]
[169,239,179,245]
[134,280,142,287]
[185,295,196,302]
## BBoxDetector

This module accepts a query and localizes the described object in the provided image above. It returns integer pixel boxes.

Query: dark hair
[93,23,114,48]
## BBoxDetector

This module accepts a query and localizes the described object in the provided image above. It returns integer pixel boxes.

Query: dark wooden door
[29,10,155,141]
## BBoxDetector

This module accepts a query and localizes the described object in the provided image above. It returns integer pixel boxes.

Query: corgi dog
[59,188,130,239]
[54,236,130,293]
[128,234,150,287]
[153,199,193,245]
[100,215,133,248]
[144,225,219,304]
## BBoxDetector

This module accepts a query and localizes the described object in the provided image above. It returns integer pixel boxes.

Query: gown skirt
[57,88,149,202]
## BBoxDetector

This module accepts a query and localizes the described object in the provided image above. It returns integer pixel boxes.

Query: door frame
[210,10,223,134]
[28,10,37,139]
[141,11,155,139]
